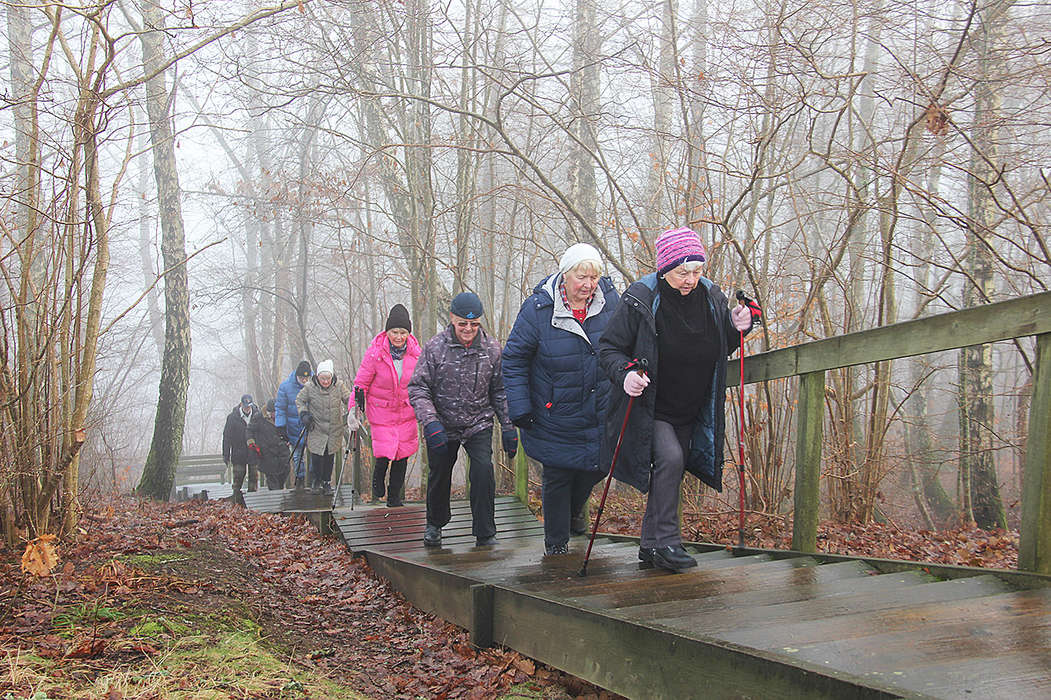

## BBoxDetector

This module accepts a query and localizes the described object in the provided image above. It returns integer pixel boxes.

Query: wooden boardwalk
[349,499,1051,700]
[184,480,1051,698]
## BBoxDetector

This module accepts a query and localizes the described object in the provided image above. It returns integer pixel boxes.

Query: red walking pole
[579,358,648,577]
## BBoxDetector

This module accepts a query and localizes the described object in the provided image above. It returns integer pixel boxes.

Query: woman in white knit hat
[295,359,352,495]
[502,242,620,556]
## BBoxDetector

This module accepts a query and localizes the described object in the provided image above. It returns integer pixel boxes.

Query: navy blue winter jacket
[274,371,307,443]
[502,274,619,471]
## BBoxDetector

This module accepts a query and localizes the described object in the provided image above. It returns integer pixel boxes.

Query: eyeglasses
[455,321,481,329]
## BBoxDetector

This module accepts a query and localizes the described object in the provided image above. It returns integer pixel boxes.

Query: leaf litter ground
[0,496,618,700]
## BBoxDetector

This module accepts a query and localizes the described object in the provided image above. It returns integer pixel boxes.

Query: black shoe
[570,514,588,536]
[423,525,442,547]
[476,536,498,547]
[638,546,655,563]
[545,543,570,556]
[651,545,697,572]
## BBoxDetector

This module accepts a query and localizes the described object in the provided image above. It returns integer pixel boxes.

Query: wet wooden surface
[343,503,1051,699]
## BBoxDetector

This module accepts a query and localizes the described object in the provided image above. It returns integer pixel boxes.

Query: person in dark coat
[275,360,312,489]
[598,227,753,572]
[408,292,516,548]
[222,394,262,495]
[503,243,620,555]
[247,399,291,490]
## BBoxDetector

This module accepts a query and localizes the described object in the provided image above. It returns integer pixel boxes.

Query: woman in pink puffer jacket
[352,304,421,507]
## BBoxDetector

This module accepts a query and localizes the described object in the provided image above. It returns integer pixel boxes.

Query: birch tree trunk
[136,4,192,501]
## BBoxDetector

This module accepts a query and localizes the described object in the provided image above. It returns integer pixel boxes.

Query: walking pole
[579,358,648,577]
[734,291,762,548]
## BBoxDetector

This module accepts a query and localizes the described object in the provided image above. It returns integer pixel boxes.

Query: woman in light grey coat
[295,359,352,494]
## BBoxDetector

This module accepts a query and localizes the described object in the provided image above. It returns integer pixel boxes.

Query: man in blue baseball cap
[408,291,518,548]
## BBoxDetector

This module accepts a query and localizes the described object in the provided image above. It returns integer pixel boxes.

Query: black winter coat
[597,273,747,493]
[222,406,262,466]
[247,415,291,481]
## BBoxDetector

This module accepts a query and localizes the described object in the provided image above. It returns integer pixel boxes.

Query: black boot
[386,458,406,507]
[651,545,698,572]
[372,458,388,499]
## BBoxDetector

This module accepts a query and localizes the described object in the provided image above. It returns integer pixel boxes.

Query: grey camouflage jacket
[408,325,512,440]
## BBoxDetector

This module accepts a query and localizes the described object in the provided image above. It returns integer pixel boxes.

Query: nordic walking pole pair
[579,358,649,578]
[734,291,763,548]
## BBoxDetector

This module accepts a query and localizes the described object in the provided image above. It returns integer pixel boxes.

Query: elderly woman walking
[598,227,753,572]
[353,304,421,507]
[503,243,620,556]
[295,359,352,495]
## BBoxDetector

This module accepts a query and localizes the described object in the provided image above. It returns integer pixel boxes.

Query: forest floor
[0,496,615,700]
[0,488,1019,700]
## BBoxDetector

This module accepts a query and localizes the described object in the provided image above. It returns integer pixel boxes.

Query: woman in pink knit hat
[597,227,754,572]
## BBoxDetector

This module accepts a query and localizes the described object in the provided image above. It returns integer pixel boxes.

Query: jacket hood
[370,331,422,356]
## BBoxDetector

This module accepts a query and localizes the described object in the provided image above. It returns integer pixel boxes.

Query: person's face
[318,372,333,388]
[664,264,703,295]
[387,328,409,348]
[564,267,599,307]
[451,313,481,345]
[297,374,309,386]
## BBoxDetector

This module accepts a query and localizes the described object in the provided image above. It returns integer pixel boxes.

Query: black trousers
[426,428,495,539]
[374,457,408,503]
[542,465,604,549]
[309,450,334,486]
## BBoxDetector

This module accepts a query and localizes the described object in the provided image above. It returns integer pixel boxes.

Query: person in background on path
[295,359,352,495]
[353,304,421,508]
[247,399,292,490]
[502,243,620,556]
[598,227,754,572]
[222,394,261,500]
[275,360,312,490]
[408,292,517,548]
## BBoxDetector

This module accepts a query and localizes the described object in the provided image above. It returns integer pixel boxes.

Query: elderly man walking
[408,292,517,548]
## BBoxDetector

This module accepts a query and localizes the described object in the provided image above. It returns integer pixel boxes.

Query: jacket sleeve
[598,293,640,389]
[274,382,288,428]
[221,415,233,462]
[354,347,377,392]
[407,345,439,426]
[489,347,512,431]
[501,301,540,420]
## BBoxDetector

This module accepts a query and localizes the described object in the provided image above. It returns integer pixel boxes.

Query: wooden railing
[726,291,1051,573]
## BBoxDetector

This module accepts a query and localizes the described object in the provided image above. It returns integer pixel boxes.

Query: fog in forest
[1,0,1048,539]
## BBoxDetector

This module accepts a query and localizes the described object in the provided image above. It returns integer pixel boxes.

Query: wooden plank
[730,291,1051,385]
[560,559,871,611]
[1021,332,1051,574]
[613,569,934,621]
[653,573,1010,639]
[793,370,824,552]
[719,575,1017,650]
[489,586,905,699]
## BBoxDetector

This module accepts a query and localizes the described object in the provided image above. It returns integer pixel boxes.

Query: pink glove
[623,371,650,397]
[731,304,752,331]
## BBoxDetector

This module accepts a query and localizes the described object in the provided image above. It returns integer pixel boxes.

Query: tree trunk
[136,5,192,502]
[959,0,1010,530]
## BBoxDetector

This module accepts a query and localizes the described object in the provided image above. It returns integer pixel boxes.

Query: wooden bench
[171,454,229,501]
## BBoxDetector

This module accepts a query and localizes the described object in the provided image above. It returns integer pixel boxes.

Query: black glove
[300,411,315,432]
[511,413,535,430]
[502,427,518,457]
[276,425,288,443]
[354,387,366,413]
[424,421,447,454]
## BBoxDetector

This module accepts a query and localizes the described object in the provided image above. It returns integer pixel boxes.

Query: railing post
[1020,333,1051,574]
[514,450,528,505]
[792,370,825,552]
